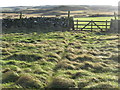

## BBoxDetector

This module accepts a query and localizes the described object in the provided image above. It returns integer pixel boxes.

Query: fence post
[114,12,117,20]
[19,11,23,27]
[110,19,113,31]
[106,20,107,31]
[19,11,23,19]
[77,20,78,30]
[68,11,70,31]
[71,17,75,30]
[91,20,93,32]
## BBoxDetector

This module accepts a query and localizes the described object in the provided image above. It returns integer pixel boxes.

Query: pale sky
[0,0,119,7]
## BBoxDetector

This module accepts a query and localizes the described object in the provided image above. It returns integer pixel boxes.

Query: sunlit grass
[1,31,119,89]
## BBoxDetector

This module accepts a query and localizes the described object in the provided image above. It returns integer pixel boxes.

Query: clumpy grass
[72,70,90,79]
[1,31,119,89]
[16,73,43,88]
[2,70,19,83]
[64,53,77,61]
[109,54,119,61]
[75,54,95,62]
[46,57,59,63]
[48,77,76,88]
[45,52,61,60]
[78,79,90,88]
[2,82,22,88]
[4,52,43,62]
[54,60,76,70]
[84,82,119,89]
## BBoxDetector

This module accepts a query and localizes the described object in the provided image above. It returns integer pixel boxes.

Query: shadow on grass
[3,53,42,62]
[2,27,68,34]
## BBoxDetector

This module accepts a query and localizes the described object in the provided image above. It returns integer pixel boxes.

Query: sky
[0,0,119,7]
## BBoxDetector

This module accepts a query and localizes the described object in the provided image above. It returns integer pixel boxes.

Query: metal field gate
[73,20,111,31]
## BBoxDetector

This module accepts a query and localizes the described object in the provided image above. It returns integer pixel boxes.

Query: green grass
[1,31,119,89]
[74,17,115,21]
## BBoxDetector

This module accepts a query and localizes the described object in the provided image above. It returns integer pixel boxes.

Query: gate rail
[73,20,111,31]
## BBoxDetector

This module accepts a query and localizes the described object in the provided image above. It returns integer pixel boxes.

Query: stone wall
[2,17,74,32]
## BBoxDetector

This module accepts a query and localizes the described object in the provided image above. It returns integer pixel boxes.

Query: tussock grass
[4,52,43,62]
[1,31,119,89]
[2,70,19,83]
[48,77,76,88]
[75,54,95,62]
[16,74,43,88]
[84,82,119,89]
[55,60,76,70]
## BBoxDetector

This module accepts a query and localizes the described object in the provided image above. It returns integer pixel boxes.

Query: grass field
[74,17,115,21]
[74,17,116,31]
[1,30,119,89]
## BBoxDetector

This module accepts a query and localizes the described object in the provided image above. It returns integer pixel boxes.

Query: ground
[1,31,119,89]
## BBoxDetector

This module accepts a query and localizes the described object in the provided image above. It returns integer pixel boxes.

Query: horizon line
[0,4,118,8]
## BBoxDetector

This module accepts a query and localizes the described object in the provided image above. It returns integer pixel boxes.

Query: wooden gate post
[114,12,117,20]
[106,20,108,31]
[19,11,23,19]
[77,20,78,30]
[68,11,70,31]
[91,20,93,32]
